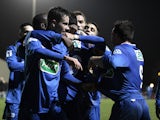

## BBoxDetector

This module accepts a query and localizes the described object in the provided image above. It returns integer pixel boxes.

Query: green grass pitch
[0,98,158,120]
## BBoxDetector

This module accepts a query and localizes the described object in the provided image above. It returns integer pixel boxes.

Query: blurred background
[0,0,160,94]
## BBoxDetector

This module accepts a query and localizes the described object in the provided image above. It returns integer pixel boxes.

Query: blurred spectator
[0,77,8,98]
[146,83,154,99]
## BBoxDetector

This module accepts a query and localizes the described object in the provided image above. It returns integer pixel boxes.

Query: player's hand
[156,105,160,119]
[65,32,76,40]
[64,56,83,71]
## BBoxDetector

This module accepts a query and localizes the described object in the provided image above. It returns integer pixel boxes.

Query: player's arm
[61,60,82,83]
[103,46,129,68]
[77,35,105,43]
[61,60,95,91]
[27,37,79,65]
[26,37,65,61]
[6,45,24,71]
[88,46,129,71]
[30,30,73,50]
[62,60,98,91]
[65,32,105,43]
[88,46,112,70]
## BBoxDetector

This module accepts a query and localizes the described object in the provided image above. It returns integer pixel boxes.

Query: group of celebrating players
[2,6,151,120]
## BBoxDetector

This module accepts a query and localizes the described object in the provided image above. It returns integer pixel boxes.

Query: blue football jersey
[21,30,81,113]
[5,41,25,104]
[21,30,67,113]
[99,43,144,101]
[65,35,105,106]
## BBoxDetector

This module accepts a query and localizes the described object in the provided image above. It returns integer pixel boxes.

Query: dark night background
[0,0,160,90]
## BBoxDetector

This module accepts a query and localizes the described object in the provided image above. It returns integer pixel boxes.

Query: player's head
[73,10,86,31]
[32,13,47,30]
[18,22,33,39]
[84,22,105,55]
[111,20,134,45]
[84,22,99,36]
[69,12,78,34]
[47,6,70,34]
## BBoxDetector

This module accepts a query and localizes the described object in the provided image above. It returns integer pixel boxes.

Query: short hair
[86,21,100,34]
[18,22,33,38]
[113,20,134,42]
[73,10,86,22]
[69,12,77,25]
[19,22,32,30]
[32,13,47,30]
[48,6,70,25]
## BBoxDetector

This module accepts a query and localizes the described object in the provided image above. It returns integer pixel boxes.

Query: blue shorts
[18,101,67,120]
[62,92,100,120]
[109,98,151,120]
[84,105,100,120]
[48,101,68,120]
[3,103,19,120]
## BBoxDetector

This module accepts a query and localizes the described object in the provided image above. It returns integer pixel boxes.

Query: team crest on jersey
[103,68,114,78]
[39,59,59,75]
[135,50,144,61]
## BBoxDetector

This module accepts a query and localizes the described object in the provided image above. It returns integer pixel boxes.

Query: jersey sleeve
[79,35,104,43]
[103,46,129,68]
[6,45,24,71]
[26,37,64,61]
[30,30,62,44]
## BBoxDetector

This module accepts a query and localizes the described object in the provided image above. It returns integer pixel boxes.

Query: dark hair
[86,21,100,33]
[19,22,32,30]
[73,10,86,22]
[113,20,134,42]
[69,12,77,25]
[32,13,47,30]
[48,6,70,25]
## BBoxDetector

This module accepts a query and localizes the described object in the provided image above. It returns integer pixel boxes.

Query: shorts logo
[40,59,59,75]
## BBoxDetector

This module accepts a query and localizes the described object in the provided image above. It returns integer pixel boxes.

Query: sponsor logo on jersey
[39,59,59,75]
[135,50,144,61]
[73,40,81,48]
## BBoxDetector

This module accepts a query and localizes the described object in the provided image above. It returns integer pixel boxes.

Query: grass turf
[0,98,158,120]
